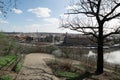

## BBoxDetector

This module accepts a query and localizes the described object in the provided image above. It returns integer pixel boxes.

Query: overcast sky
[0,0,78,33]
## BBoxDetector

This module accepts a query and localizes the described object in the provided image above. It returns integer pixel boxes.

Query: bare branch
[62,0,120,41]
[103,3,120,21]
[103,27,120,38]
[105,13,120,21]
[0,0,17,16]
[96,0,101,15]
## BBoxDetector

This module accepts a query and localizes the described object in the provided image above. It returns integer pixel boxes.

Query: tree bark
[95,24,104,75]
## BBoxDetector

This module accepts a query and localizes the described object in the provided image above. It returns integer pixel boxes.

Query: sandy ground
[16,53,60,80]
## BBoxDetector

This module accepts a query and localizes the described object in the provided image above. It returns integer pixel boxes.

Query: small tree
[61,0,120,74]
[0,0,18,55]
[0,0,17,16]
[0,32,18,55]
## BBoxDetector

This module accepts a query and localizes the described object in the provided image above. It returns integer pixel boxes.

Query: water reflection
[87,50,120,65]
[87,51,96,57]
[104,50,120,65]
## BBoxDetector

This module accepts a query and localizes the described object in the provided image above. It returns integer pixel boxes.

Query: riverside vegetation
[0,32,120,80]
[0,32,24,80]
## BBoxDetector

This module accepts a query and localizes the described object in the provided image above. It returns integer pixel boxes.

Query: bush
[0,32,19,56]
[55,70,79,79]
[59,46,89,59]
[52,49,65,57]
[46,59,80,80]
[0,75,12,80]
[0,55,16,67]
[14,59,23,72]
[45,45,58,54]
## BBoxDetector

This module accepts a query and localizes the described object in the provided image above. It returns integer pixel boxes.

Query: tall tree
[61,0,120,74]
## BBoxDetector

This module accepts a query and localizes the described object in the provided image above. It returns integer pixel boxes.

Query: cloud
[11,24,48,32]
[0,11,2,14]
[12,8,23,14]
[43,18,59,24]
[10,23,79,33]
[0,19,8,24]
[66,5,79,10]
[26,19,33,22]
[59,14,68,18]
[28,7,51,17]
[11,24,40,32]
[11,17,59,32]
[59,14,69,19]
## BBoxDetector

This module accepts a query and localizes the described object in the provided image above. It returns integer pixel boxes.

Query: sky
[0,0,78,33]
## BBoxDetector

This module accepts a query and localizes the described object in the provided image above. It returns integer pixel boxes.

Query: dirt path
[16,53,60,80]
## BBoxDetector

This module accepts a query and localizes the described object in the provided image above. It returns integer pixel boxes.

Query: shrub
[0,75,12,80]
[59,46,89,59]
[14,59,23,72]
[0,32,19,56]
[0,55,16,67]
[52,49,65,57]
[45,45,58,54]
[46,59,80,80]
[55,70,79,79]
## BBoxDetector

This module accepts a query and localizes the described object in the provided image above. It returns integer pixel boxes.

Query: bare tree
[61,0,120,74]
[0,0,17,16]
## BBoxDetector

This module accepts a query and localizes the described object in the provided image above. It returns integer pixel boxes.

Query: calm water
[87,50,120,65]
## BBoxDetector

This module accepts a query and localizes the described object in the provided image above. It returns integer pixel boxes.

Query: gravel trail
[16,53,60,80]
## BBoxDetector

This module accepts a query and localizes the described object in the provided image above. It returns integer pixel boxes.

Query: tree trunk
[95,24,104,75]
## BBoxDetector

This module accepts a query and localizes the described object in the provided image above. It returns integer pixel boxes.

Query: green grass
[0,75,12,80]
[0,55,17,67]
[14,59,23,72]
[6,58,17,67]
[74,64,86,71]
[55,70,80,79]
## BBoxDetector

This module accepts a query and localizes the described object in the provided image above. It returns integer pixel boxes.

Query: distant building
[63,33,96,46]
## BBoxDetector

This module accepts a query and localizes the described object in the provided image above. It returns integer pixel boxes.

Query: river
[87,50,120,65]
